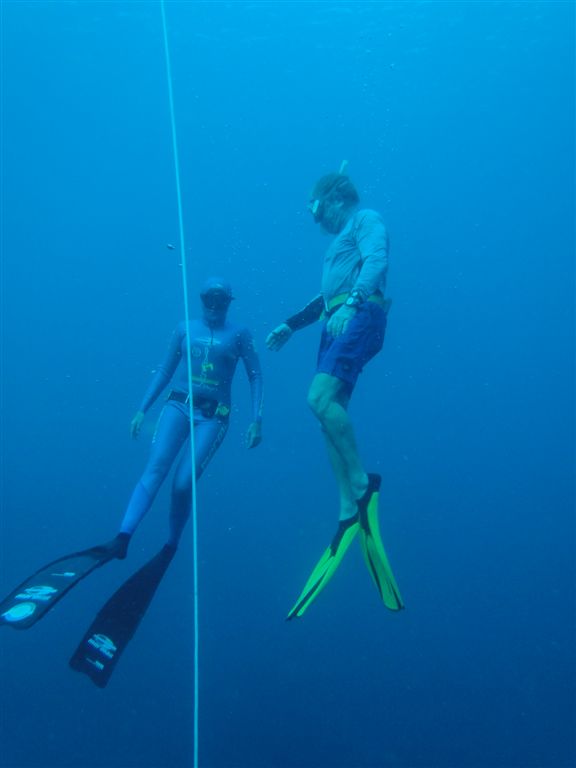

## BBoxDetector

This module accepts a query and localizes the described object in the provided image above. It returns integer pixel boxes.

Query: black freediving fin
[69,545,175,688]
[0,534,130,631]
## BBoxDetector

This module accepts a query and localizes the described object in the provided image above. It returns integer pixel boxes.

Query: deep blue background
[1,2,574,767]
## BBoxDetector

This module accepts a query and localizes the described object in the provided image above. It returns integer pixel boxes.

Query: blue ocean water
[0,1,574,767]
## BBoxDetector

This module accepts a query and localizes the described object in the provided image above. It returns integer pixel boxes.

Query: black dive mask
[201,291,232,311]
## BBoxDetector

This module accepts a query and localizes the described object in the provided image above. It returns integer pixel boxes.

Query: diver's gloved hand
[130,410,145,439]
[247,421,262,449]
[265,323,292,351]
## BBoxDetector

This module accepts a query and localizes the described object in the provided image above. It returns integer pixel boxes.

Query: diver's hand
[247,421,262,449]
[130,411,145,439]
[327,305,356,337]
[266,323,292,351]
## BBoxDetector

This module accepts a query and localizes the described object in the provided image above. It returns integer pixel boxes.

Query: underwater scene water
[0,2,574,767]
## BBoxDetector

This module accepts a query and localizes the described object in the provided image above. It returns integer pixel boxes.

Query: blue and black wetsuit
[120,318,263,547]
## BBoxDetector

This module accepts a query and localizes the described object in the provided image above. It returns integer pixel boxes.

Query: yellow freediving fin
[286,516,359,620]
[358,474,404,611]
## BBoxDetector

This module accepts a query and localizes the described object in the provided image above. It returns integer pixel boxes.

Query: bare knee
[307,387,328,420]
[308,374,347,421]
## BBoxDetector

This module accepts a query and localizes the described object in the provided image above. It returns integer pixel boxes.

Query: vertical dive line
[159,3,199,767]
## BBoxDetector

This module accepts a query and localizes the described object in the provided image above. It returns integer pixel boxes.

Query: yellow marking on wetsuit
[191,374,219,387]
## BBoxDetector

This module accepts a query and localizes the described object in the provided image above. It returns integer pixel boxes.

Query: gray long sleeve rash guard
[321,208,389,306]
[285,208,389,330]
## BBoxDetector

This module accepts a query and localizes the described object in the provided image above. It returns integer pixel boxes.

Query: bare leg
[321,430,357,520]
[308,373,368,520]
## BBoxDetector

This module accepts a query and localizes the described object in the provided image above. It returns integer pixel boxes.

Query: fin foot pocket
[93,533,131,561]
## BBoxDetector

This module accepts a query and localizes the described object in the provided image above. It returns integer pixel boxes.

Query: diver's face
[316,197,347,234]
[201,291,231,326]
[308,193,348,234]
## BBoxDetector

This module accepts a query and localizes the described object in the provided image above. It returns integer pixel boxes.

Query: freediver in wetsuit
[0,277,263,640]
[115,275,263,557]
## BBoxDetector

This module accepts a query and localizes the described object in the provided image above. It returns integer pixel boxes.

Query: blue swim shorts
[316,301,387,391]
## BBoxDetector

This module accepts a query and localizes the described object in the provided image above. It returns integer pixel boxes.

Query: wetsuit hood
[200,277,234,300]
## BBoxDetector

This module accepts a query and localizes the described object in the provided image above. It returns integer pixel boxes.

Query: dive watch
[345,290,362,309]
